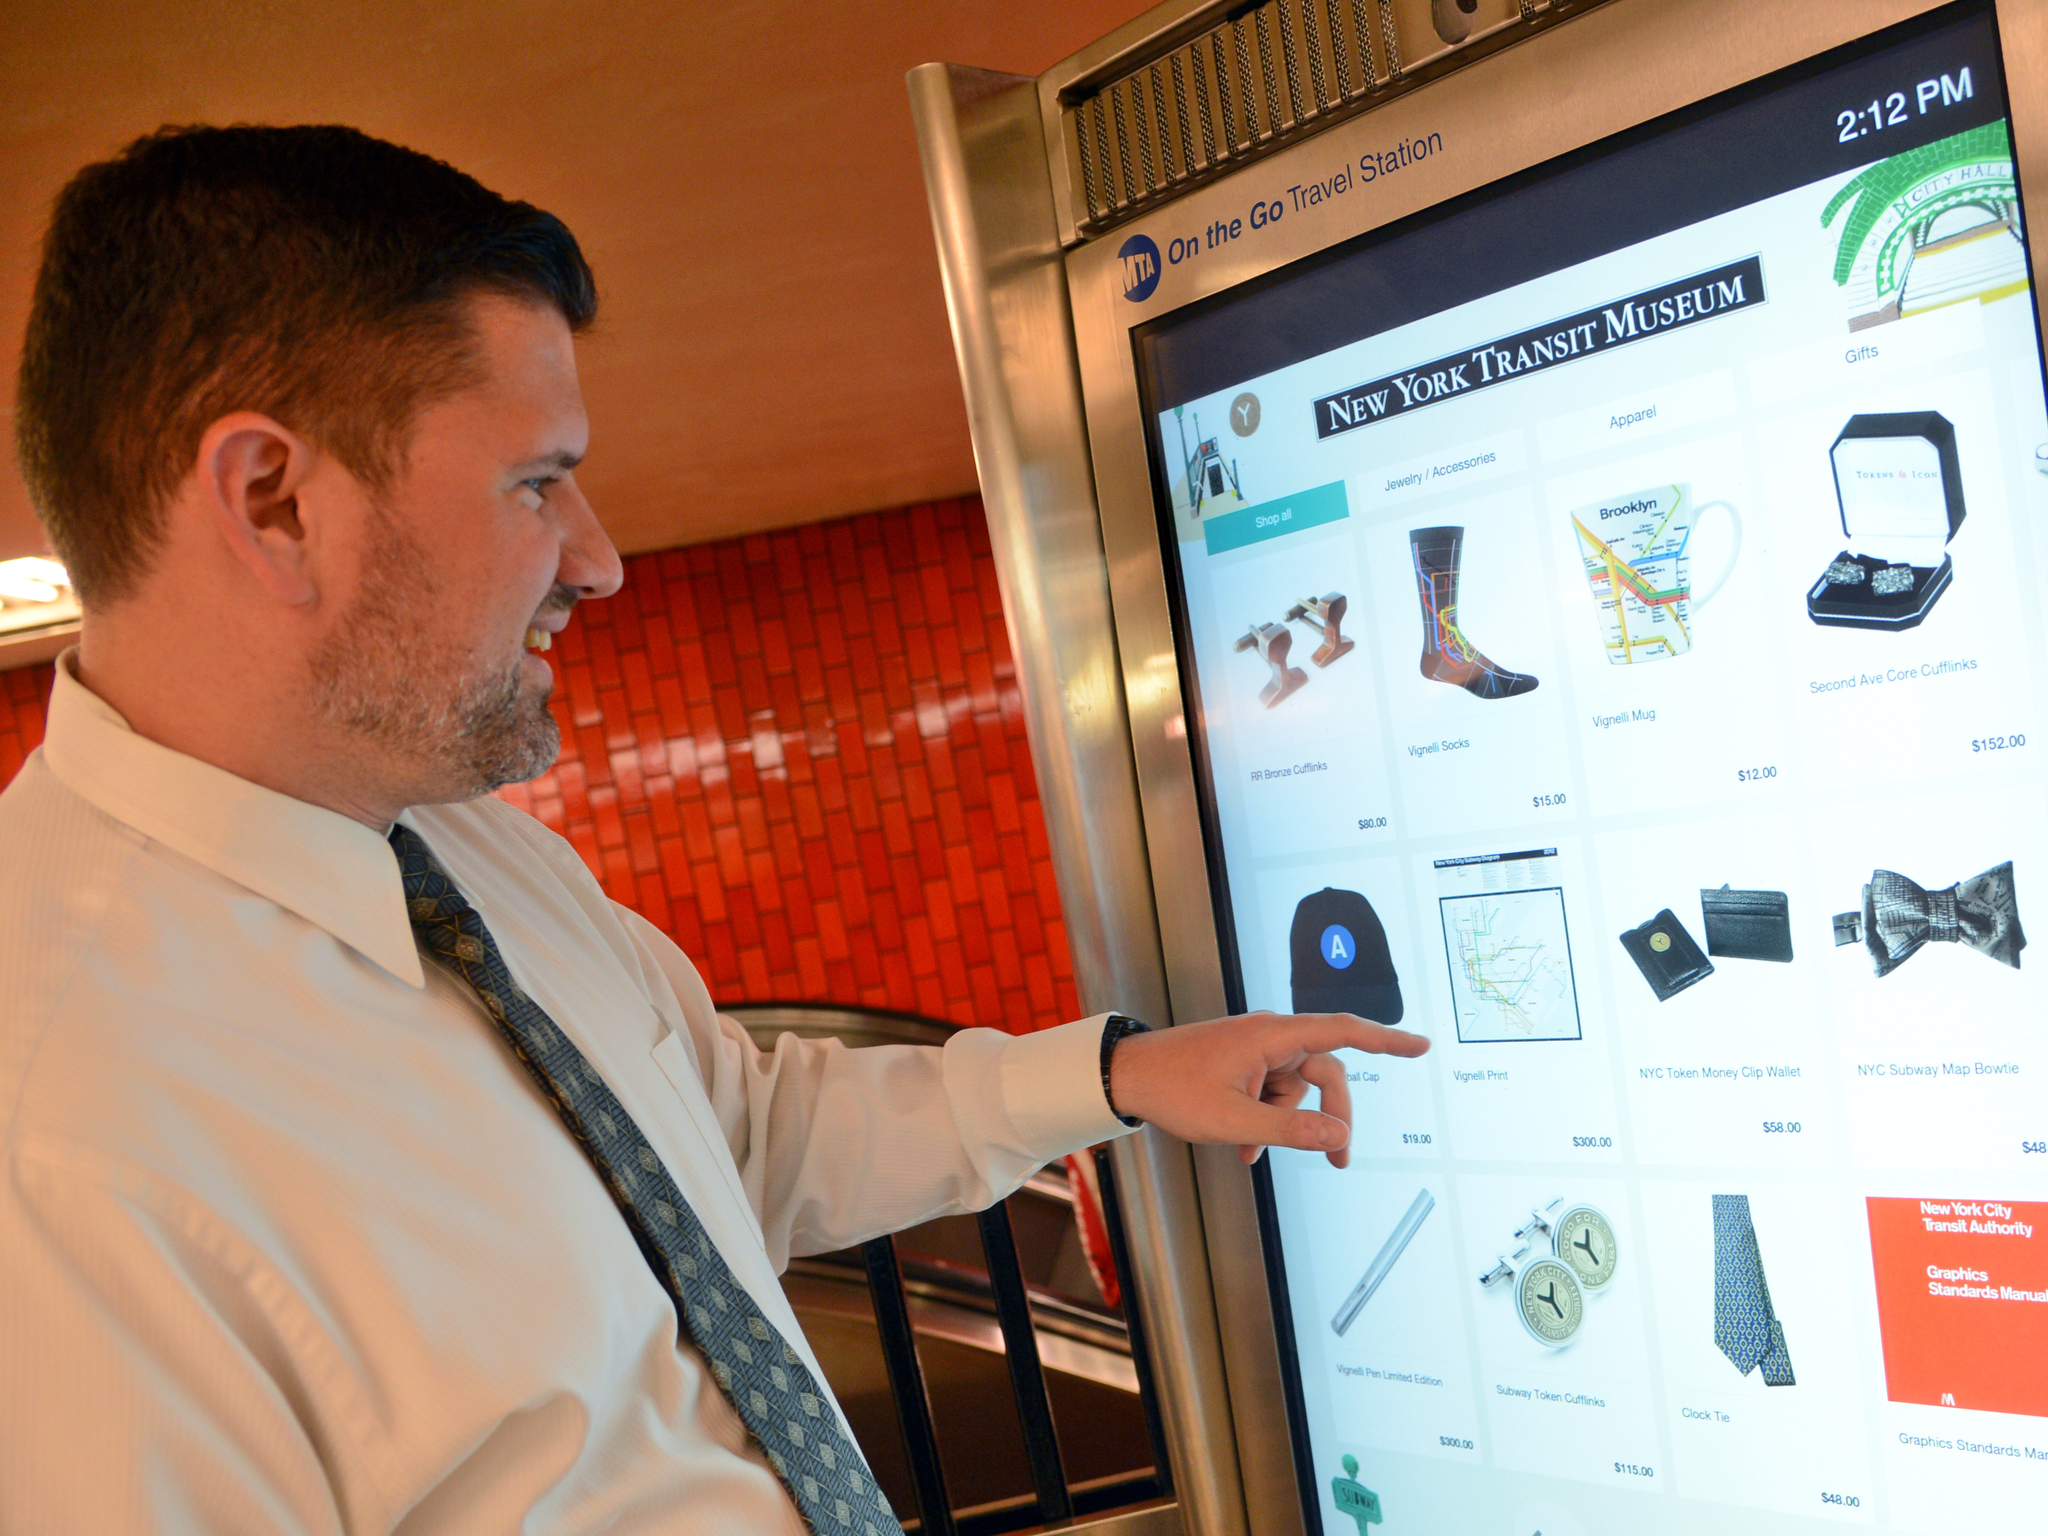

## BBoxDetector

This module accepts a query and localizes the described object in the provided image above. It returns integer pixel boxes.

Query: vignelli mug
[1569,483,1741,664]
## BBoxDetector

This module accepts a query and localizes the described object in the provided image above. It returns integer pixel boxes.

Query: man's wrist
[1100,1013,1152,1127]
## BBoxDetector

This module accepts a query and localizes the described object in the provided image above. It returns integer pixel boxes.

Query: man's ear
[194,412,323,606]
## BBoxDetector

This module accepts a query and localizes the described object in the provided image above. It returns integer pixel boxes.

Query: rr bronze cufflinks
[1235,591,1353,709]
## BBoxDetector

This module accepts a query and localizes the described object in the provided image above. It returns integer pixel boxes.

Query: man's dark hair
[14,124,597,607]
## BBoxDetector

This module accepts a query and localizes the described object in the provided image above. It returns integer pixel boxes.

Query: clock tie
[388,824,901,1533]
[1712,1194,1794,1386]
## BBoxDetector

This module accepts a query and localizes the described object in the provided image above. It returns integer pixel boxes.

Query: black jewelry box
[1806,411,1964,632]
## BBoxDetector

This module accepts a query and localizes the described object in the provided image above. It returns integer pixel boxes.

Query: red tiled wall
[0,662,55,786]
[0,497,1081,1036]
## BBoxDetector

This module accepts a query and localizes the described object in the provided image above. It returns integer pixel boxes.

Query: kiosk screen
[1135,5,2048,1531]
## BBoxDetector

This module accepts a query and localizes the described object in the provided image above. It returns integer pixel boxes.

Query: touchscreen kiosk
[1128,5,2046,1532]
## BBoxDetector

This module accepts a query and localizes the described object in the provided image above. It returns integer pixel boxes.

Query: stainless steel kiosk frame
[909,4,2048,1532]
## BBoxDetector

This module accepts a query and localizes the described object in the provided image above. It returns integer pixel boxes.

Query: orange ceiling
[0,0,1140,564]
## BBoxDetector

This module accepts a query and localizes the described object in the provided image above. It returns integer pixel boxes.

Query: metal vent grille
[1058,0,1605,241]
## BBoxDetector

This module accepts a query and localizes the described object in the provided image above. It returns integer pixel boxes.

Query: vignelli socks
[1410,526,1540,700]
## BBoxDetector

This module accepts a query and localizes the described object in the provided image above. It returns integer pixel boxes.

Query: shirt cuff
[996,1013,1142,1159]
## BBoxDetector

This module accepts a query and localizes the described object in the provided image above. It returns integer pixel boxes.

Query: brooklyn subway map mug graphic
[1569,483,1742,664]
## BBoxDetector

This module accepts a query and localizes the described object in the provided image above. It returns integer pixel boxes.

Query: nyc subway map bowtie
[1833,860,2025,979]
[389,824,900,1534]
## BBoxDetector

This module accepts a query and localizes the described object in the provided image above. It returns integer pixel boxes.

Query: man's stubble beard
[308,511,563,803]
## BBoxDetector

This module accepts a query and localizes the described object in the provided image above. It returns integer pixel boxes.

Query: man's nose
[557,479,623,600]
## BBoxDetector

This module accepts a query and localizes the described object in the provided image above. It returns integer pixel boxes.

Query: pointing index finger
[1266,1012,1431,1059]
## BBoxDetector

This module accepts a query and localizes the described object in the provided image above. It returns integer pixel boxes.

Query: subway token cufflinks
[1478,1198,1619,1349]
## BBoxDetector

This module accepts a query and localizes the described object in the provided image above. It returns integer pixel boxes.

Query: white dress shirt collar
[38,650,425,989]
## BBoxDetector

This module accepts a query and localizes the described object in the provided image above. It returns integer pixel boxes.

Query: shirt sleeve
[609,903,1137,1267]
[0,1143,356,1536]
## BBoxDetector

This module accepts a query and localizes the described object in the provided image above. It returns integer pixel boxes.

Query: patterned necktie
[388,824,901,1533]
[1711,1194,1794,1386]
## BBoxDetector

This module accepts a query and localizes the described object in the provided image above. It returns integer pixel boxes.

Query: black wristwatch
[1100,1013,1152,1127]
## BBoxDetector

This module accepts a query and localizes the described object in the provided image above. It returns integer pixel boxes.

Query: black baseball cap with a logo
[1290,888,1404,1024]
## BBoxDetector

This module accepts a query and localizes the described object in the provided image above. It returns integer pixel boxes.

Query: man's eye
[518,477,554,508]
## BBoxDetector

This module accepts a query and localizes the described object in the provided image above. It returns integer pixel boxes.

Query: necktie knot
[389,824,468,920]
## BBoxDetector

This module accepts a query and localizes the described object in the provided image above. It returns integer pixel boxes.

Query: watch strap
[1100,1013,1152,1127]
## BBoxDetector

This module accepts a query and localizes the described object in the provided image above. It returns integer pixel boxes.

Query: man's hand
[1107,1012,1429,1168]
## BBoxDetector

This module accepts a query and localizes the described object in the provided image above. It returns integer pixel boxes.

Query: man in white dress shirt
[0,126,1427,1532]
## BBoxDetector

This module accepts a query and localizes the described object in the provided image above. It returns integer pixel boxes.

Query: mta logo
[1118,234,1161,301]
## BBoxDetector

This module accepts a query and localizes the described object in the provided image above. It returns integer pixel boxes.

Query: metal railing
[859,1147,1173,1535]
[729,1005,1176,1534]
